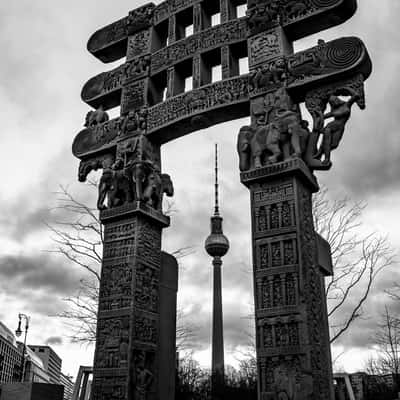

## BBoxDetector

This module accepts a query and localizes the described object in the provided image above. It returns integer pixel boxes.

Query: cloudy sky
[1,0,400,379]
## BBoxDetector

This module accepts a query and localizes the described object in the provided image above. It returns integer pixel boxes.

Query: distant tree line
[175,354,257,400]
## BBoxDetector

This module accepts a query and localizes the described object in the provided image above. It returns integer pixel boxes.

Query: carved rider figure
[84,105,109,128]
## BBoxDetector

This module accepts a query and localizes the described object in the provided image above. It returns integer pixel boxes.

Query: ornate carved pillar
[91,203,170,400]
[241,159,334,400]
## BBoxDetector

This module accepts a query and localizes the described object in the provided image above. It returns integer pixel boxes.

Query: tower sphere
[205,231,230,258]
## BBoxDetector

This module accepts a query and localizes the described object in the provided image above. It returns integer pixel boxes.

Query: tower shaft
[211,256,224,396]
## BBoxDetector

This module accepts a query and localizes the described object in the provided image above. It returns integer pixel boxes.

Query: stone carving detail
[304,74,366,169]
[82,56,151,104]
[134,316,158,344]
[238,88,310,171]
[260,318,300,349]
[151,19,247,73]
[104,220,136,241]
[132,350,155,400]
[103,238,136,259]
[85,106,110,127]
[239,73,366,172]
[247,0,347,36]
[136,220,162,266]
[92,376,126,400]
[127,4,155,35]
[249,37,365,97]
[148,76,249,132]
[121,80,146,115]
[95,317,130,369]
[255,200,295,232]
[259,273,298,309]
[135,264,159,313]
[127,30,151,61]
[90,133,173,212]
[100,262,133,299]
[250,58,287,95]
[249,31,284,66]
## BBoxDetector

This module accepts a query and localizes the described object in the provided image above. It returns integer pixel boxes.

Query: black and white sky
[1,0,400,378]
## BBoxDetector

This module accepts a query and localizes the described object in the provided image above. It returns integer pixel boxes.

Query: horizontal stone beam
[151,18,247,74]
[81,55,151,109]
[86,0,358,63]
[87,3,155,63]
[73,36,371,157]
[249,36,372,100]
[247,0,358,39]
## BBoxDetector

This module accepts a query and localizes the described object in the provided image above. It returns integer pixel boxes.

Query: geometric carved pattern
[91,208,167,400]
[246,160,334,399]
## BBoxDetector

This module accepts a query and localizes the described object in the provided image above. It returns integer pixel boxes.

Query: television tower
[205,144,230,399]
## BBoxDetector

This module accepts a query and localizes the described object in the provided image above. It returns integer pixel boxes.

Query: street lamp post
[15,313,30,382]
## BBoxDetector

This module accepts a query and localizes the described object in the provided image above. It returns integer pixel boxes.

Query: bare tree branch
[313,187,395,343]
[48,183,196,346]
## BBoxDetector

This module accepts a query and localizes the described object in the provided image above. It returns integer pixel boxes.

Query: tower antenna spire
[214,143,219,216]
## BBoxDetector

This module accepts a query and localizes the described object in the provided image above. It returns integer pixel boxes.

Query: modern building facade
[60,372,74,400]
[21,346,50,383]
[0,322,21,383]
[28,345,62,384]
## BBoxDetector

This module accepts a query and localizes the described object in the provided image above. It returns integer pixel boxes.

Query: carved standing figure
[315,93,359,164]
[133,352,153,400]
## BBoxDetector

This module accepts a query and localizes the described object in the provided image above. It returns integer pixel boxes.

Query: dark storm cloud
[0,254,81,295]
[46,336,63,346]
[0,148,97,242]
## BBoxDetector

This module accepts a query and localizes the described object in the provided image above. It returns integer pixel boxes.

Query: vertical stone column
[91,202,170,400]
[241,159,334,400]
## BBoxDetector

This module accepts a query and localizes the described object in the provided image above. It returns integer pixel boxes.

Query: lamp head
[15,318,22,337]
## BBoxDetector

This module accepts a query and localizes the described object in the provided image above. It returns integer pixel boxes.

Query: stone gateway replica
[72,0,372,399]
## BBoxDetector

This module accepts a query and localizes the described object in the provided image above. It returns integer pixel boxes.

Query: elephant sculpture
[142,172,174,210]
[237,113,310,171]
[97,159,133,210]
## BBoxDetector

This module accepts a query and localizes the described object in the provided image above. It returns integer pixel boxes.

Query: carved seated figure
[84,105,109,128]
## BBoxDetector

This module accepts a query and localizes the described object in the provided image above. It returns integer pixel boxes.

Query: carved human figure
[133,352,153,400]
[273,364,296,400]
[315,93,359,165]
[252,58,286,90]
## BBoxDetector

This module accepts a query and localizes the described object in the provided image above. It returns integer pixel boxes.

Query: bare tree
[313,187,395,343]
[47,183,196,347]
[365,307,400,391]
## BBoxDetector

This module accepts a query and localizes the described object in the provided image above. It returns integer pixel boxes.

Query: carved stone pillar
[241,159,334,400]
[91,202,170,400]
